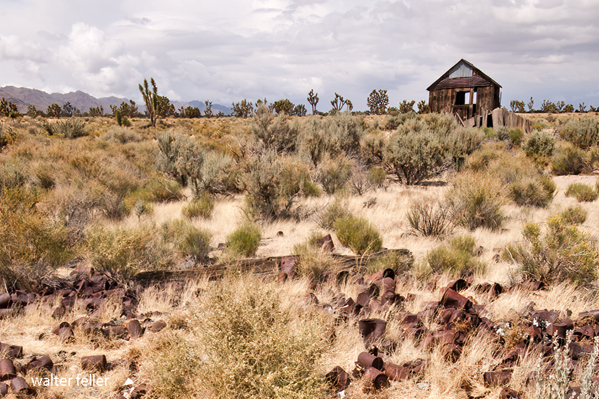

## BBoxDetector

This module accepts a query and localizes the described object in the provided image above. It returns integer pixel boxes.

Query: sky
[1,0,598,110]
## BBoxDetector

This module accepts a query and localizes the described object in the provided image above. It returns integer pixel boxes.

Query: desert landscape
[0,98,598,399]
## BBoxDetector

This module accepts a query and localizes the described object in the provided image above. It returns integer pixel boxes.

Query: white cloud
[0,0,597,107]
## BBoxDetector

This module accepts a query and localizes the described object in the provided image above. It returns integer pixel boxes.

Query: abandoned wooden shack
[427,59,530,133]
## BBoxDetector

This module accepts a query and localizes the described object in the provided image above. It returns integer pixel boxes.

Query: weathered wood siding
[428,84,500,120]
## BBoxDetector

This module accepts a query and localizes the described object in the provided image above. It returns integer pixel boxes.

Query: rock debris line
[0,267,167,397]
[0,242,598,398]
[281,245,596,397]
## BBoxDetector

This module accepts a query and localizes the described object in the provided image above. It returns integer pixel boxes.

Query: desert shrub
[367,166,386,188]
[445,127,484,170]
[190,151,234,196]
[506,216,598,285]
[0,159,27,189]
[467,142,502,172]
[385,130,445,184]
[86,224,174,280]
[161,219,212,260]
[363,250,414,276]
[384,113,415,130]
[0,188,70,289]
[297,115,364,165]
[243,152,311,219]
[292,233,338,282]
[558,116,599,149]
[509,175,556,207]
[347,162,371,195]
[156,129,195,186]
[34,167,55,190]
[334,216,382,255]
[0,122,16,150]
[422,113,459,136]
[407,197,453,237]
[551,144,588,175]
[190,276,331,399]
[447,172,504,231]
[523,130,555,159]
[182,192,214,219]
[55,118,87,139]
[317,199,353,230]
[251,105,299,152]
[559,205,588,225]
[426,235,486,277]
[361,132,386,164]
[100,126,141,144]
[565,182,598,202]
[226,222,261,257]
[318,155,352,194]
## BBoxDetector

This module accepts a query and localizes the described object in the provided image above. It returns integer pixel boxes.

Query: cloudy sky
[1,0,598,110]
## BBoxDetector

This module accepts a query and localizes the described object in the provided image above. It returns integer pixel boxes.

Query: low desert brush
[447,172,504,231]
[334,216,382,255]
[407,197,454,237]
[565,182,598,202]
[181,192,214,219]
[505,215,598,285]
[426,235,486,277]
[226,222,261,257]
[559,205,588,225]
[161,219,212,261]
[316,198,353,230]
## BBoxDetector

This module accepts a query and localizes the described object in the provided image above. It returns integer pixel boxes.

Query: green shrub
[406,198,453,237]
[445,127,484,170]
[565,182,598,202]
[509,175,555,207]
[244,153,311,219]
[161,219,212,260]
[317,199,353,230]
[86,224,174,280]
[509,127,523,146]
[559,205,587,225]
[385,130,445,184]
[55,118,87,139]
[507,216,598,285]
[447,172,504,231]
[467,142,502,172]
[558,116,599,149]
[318,156,352,194]
[0,188,70,289]
[551,144,588,175]
[126,176,182,207]
[523,130,555,159]
[226,223,261,257]
[251,105,299,152]
[362,250,414,277]
[182,192,214,219]
[334,216,382,255]
[426,235,485,277]
[0,122,16,150]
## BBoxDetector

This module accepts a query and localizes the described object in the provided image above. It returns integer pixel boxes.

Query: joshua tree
[272,99,295,115]
[204,100,213,118]
[330,93,346,112]
[366,89,389,115]
[307,89,319,114]
[47,103,62,118]
[527,97,535,112]
[417,100,430,114]
[399,100,415,114]
[139,77,159,127]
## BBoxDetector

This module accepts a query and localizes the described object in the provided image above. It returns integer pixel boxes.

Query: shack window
[473,90,478,104]
[455,91,466,105]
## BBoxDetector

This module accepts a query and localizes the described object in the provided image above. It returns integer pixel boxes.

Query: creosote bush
[181,192,214,219]
[426,235,486,277]
[506,215,598,285]
[406,197,453,237]
[559,205,587,225]
[86,224,175,280]
[509,175,556,208]
[447,172,504,231]
[161,219,212,261]
[334,216,382,255]
[317,199,353,230]
[226,222,261,257]
[565,182,598,202]
[551,144,587,175]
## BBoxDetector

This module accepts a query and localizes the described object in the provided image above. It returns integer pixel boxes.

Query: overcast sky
[1,0,598,110]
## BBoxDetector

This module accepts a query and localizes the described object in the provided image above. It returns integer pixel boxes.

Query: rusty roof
[434,76,491,90]
[427,59,501,91]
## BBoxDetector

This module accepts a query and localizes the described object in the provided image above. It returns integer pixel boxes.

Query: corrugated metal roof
[434,76,491,90]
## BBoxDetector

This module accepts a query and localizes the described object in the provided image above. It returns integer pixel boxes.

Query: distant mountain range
[0,86,231,115]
